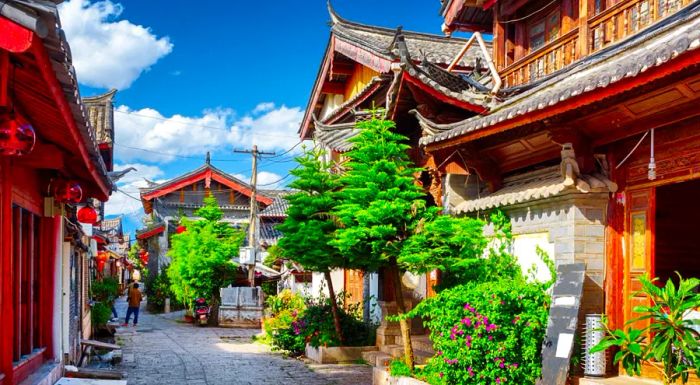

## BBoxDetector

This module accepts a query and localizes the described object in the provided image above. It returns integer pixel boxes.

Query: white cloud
[253,102,275,114]
[104,163,164,217]
[228,105,303,153]
[58,0,173,89]
[114,103,302,163]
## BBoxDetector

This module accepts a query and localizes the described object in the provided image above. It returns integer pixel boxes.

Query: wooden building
[137,157,277,282]
[300,4,498,349]
[417,0,700,382]
[0,1,114,384]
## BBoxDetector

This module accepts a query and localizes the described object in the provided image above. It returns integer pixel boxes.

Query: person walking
[122,282,143,327]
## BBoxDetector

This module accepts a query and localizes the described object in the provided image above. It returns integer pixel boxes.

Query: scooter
[193,297,211,327]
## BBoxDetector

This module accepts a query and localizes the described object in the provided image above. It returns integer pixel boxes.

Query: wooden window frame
[528,7,562,52]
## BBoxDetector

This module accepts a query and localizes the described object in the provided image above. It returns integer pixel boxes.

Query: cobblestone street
[114,299,372,385]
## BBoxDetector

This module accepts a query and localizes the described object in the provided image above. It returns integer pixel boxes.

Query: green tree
[277,148,347,343]
[167,196,244,312]
[333,116,432,368]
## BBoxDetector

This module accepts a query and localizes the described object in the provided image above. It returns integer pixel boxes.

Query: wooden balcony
[499,0,693,88]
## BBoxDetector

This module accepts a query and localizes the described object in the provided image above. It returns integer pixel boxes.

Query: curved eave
[323,77,386,125]
[404,69,490,114]
[420,6,700,150]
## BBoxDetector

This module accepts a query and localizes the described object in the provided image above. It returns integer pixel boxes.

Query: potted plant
[591,273,700,385]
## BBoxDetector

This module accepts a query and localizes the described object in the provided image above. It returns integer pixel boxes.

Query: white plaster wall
[311,269,345,298]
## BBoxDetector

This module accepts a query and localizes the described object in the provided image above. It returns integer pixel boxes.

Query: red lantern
[77,206,98,224]
[51,179,82,203]
[0,115,36,156]
[176,225,186,234]
[96,251,108,273]
[138,249,149,265]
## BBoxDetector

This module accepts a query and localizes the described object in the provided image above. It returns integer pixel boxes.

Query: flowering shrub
[297,295,376,348]
[263,290,307,355]
[406,279,551,385]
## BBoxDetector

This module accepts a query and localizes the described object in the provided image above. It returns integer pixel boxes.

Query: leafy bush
[297,295,376,348]
[146,272,181,312]
[405,278,551,385]
[264,289,377,356]
[91,301,112,327]
[264,290,307,355]
[591,273,700,385]
[91,277,119,302]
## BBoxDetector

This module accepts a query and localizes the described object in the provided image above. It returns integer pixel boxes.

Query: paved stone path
[113,297,372,385]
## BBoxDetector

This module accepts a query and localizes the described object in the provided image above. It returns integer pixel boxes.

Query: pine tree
[333,116,429,368]
[276,148,346,343]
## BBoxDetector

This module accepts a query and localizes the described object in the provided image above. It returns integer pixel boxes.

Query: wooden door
[426,270,440,298]
[343,269,363,309]
[624,188,655,331]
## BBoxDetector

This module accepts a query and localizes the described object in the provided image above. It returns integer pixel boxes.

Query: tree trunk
[390,262,414,369]
[324,271,345,345]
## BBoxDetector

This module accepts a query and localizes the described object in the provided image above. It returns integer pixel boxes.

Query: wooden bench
[78,339,121,367]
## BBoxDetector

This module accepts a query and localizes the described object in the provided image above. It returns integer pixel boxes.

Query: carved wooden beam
[433,145,501,192]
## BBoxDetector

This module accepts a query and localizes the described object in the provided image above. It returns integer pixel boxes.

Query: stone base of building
[18,361,63,385]
[305,344,377,364]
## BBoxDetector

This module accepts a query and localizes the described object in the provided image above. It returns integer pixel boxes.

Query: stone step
[377,344,434,366]
[396,334,434,354]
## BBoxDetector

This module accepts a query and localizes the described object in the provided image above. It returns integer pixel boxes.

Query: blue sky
[57,0,450,235]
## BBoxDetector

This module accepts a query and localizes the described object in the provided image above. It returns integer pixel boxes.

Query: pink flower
[467,367,474,377]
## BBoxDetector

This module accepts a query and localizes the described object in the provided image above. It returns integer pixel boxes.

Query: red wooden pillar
[0,158,14,384]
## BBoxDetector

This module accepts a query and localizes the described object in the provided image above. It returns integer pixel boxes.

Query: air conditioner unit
[239,246,256,265]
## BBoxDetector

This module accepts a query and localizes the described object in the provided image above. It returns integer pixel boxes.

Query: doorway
[655,178,700,283]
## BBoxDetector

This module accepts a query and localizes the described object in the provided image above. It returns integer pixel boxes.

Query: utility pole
[234,145,275,287]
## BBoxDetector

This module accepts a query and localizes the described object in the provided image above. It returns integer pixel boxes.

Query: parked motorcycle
[193,297,211,326]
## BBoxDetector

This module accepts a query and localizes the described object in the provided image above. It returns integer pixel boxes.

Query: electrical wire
[615,130,650,169]
[496,0,559,24]
[260,141,303,159]
[114,109,298,139]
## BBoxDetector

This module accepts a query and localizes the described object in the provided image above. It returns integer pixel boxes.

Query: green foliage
[167,196,244,310]
[263,245,281,268]
[264,290,377,355]
[127,243,149,278]
[296,295,376,348]
[591,273,700,385]
[333,117,431,271]
[91,277,119,302]
[390,359,413,377]
[264,290,308,355]
[277,148,346,273]
[91,302,112,327]
[405,279,551,385]
[145,272,180,312]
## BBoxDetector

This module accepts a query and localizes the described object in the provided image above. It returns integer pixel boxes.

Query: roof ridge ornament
[327,0,341,25]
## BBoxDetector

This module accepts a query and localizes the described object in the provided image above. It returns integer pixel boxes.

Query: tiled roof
[419,2,700,146]
[330,6,488,68]
[99,217,122,230]
[259,197,289,218]
[260,221,283,244]
[3,1,111,193]
[314,119,358,153]
[83,89,116,146]
[454,166,617,213]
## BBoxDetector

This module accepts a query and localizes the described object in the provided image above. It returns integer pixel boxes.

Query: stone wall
[498,192,608,316]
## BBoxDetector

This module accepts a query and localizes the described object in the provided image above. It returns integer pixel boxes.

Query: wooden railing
[588,0,693,53]
[500,29,579,88]
[498,0,692,88]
